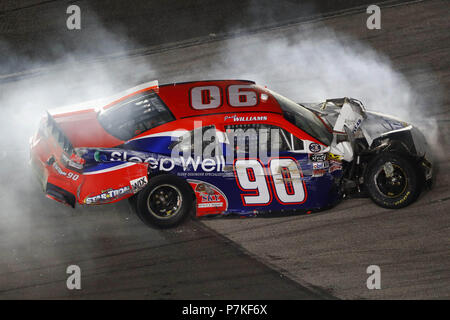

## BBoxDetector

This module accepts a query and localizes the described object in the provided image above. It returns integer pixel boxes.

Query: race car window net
[269,90,333,146]
[98,91,175,141]
[223,123,303,155]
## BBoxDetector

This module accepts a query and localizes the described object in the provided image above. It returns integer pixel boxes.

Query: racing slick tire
[135,174,193,228]
[364,153,421,209]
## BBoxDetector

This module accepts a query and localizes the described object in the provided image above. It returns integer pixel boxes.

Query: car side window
[98,91,175,141]
[287,130,305,151]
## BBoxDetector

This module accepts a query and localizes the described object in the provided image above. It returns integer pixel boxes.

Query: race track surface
[0,0,448,299]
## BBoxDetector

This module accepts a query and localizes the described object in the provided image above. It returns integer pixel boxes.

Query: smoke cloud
[0,13,158,283]
[203,24,444,149]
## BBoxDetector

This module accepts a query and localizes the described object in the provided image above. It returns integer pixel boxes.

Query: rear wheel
[136,175,193,228]
[364,153,421,209]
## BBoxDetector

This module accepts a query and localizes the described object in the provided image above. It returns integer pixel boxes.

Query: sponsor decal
[195,183,214,194]
[327,153,343,161]
[352,118,362,133]
[309,143,321,153]
[198,202,225,208]
[109,151,226,173]
[224,115,268,122]
[84,186,131,204]
[110,151,175,171]
[61,153,84,170]
[313,161,329,170]
[201,194,221,202]
[309,153,327,162]
[312,168,327,177]
[393,191,410,205]
[188,180,228,214]
[329,162,343,173]
[180,156,226,172]
[130,176,148,193]
[52,162,79,181]
[53,161,66,176]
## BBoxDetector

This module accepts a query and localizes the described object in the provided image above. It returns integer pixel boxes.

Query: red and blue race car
[30,80,433,228]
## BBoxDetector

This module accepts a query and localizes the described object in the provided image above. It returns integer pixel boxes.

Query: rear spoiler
[43,113,85,171]
[42,80,159,166]
[46,112,74,155]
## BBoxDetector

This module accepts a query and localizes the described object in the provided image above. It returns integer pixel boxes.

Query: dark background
[0,0,410,74]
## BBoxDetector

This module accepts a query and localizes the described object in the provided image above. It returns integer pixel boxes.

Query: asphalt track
[0,0,449,299]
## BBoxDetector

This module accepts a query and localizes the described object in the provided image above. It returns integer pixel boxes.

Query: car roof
[101,79,284,119]
[157,80,283,119]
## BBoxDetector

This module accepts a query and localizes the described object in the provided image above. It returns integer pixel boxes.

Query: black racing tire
[135,175,193,228]
[364,153,421,209]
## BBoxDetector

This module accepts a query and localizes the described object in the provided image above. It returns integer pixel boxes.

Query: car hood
[359,111,410,146]
[303,98,411,146]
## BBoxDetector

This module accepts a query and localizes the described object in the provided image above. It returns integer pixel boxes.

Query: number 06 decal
[190,85,257,110]
[190,86,222,110]
[234,158,307,206]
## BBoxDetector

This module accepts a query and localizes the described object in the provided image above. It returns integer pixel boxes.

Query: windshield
[270,90,332,146]
[98,91,175,141]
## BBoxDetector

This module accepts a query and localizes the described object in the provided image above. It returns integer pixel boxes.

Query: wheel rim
[147,184,183,219]
[374,163,408,198]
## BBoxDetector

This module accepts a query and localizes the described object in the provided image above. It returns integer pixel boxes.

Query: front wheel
[364,153,421,209]
[135,175,193,228]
